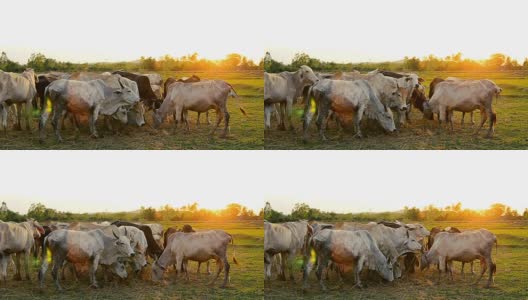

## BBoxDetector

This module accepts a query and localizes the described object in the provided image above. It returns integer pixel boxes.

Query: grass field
[264,220,528,300]
[2,220,264,299]
[265,71,528,150]
[0,71,263,150]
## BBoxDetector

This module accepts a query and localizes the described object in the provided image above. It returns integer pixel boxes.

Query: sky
[1,152,525,216]
[1,0,266,64]
[264,152,527,215]
[263,0,528,64]
[0,152,263,214]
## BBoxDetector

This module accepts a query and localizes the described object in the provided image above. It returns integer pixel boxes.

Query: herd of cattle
[0,219,238,291]
[0,69,246,142]
[264,220,498,291]
[264,66,503,141]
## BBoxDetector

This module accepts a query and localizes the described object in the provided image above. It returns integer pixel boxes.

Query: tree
[139,206,157,221]
[486,203,506,218]
[223,203,242,218]
[523,209,528,219]
[223,53,242,69]
[403,206,421,220]
[139,56,156,70]
[486,53,506,70]
[291,53,311,69]
[403,56,421,71]
[291,203,311,220]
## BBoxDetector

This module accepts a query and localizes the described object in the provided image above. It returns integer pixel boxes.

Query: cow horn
[124,227,128,236]
[112,230,119,239]
[118,78,125,89]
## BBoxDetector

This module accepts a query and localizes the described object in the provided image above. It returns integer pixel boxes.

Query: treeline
[0,202,264,223]
[264,202,528,223]
[0,51,263,73]
[264,52,528,73]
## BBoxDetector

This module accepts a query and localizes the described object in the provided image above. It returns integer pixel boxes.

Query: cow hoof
[89,284,99,289]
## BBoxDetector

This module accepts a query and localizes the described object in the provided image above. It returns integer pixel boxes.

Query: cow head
[388,84,406,111]
[420,252,431,271]
[111,261,129,279]
[132,253,148,273]
[377,256,395,282]
[127,102,146,127]
[112,230,135,258]
[151,260,166,281]
[108,79,140,108]
[422,101,434,120]
[376,105,397,133]
[112,106,129,124]
[298,65,319,86]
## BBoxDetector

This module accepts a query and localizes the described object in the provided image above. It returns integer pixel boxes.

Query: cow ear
[418,77,425,83]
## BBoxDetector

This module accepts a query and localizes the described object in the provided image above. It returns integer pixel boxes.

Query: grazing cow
[163,225,211,275]
[69,72,145,128]
[264,220,312,281]
[420,229,497,288]
[153,80,246,137]
[377,70,424,120]
[111,221,163,259]
[117,226,148,273]
[423,79,502,137]
[39,78,139,142]
[151,230,237,288]
[0,69,38,134]
[429,77,475,125]
[112,71,161,110]
[303,229,394,291]
[0,220,43,283]
[303,79,396,141]
[332,71,405,112]
[391,221,430,274]
[427,226,475,274]
[264,65,319,130]
[39,228,134,290]
[335,221,422,279]
[163,76,208,124]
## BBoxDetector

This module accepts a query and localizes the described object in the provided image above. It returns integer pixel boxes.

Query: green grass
[3,220,263,299]
[264,71,528,150]
[0,71,264,150]
[264,220,528,299]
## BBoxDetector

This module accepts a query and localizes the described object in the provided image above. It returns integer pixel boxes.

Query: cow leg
[24,100,32,131]
[206,261,211,275]
[1,104,8,137]
[485,256,493,288]
[264,103,273,130]
[53,108,67,143]
[1,255,9,286]
[437,256,446,284]
[354,104,366,138]
[13,103,22,130]
[475,108,487,136]
[448,110,454,132]
[315,255,328,291]
[316,100,329,141]
[286,99,295,131]
[353,256,366,289]
[89,255,100,288]
[51,254,65,291]
[277,102,286,131]
[196,112,201,125]
[264,252,273,281]
[461,262,465,276]
[89,105,100,139]
[13,253,22,281]
[221,255,230,288]
[470,261,475,275]
[221,105,230,138]
[208,258,222,286]
[206,111,211,125]
[447,261,454,281]
[470,111,475,125]
[183,110,190,132]
[461,112,466,126]
[287,250,296,281]
[486,108,495,138]
[209,108,223,136]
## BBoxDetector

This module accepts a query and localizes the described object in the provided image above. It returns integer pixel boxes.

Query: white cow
[39,228,134,291]
[303,79,396,141]
[0,69,38,134]
[264,65,319,130]
[39,78,140,142]
[303,229,394,291]
[423,79,502,137]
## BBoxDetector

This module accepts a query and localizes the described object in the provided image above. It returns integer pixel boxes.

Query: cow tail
[229,234,239,265]
[495,238,498,256]
[226,83,247,116]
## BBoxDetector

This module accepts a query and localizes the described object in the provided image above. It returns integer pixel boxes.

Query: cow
[35,72,69,110]
[163,225,196,248]
[0,220,43,283]
[332,71,405,113]
[391,221,430,274]
[420,229,497,288]
[335,221,422,279]
[38,227,134,291]
[117,226,148,273]
[163,75,208,124]
[303,229,394,291]
[39,78,139,143]
[112,71,161,110]
[151,230,237,288]
[111,221,163,259]
[303,79,396,141]
[264,65,319,131]
[153,80,246,137]
[423,79,502,137]
[264,220,312,281]
[0,69,38,134]
[34,225,52,259]
[69,72,145,128]
[377,70,424,121]
[427,226,475,275]
[429,77,475,125]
